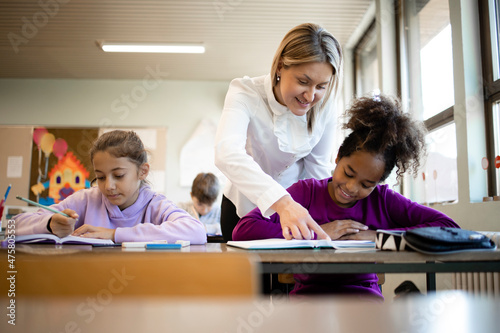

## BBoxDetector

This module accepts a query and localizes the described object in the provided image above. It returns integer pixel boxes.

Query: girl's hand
[320,219,369,240]
[72,225,116,241]
[338,229,377,241]
[272,195,330,240]
[49,209,78,238]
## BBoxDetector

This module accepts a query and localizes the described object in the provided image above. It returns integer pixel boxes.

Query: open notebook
[9,233,115,246]
[227,238,375,250]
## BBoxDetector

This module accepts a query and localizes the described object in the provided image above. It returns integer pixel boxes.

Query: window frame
[478,0,500,196]
[398,0,457,204]
[352,19,377,97]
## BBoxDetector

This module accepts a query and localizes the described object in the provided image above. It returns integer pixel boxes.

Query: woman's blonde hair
[270,23,343,132]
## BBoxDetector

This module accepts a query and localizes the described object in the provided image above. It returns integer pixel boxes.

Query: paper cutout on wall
[481,157,489,170]
[53,138,68,160]
[30,127,97,205]
[49,152,90,202]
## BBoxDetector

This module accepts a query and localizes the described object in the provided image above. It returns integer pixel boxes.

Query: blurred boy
[178,173,221,235]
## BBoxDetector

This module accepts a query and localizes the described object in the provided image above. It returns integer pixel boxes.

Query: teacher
[215,23,343,242]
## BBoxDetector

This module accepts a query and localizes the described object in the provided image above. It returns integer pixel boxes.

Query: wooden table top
[11,242,500,264]
[2,291,499,333]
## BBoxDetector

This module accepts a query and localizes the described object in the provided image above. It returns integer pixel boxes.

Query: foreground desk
[4,243,500,293]
[1,291,499,332]
[1,246,261,298]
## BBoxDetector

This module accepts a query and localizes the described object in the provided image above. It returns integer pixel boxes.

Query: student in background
[215,23,343,241]
[178,172,222,236]
[14,130,207,244]
[233,94,460,299]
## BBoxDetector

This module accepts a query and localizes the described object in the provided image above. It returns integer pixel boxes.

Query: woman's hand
[72,225,116,241]
[49,209,78,238]
[272,195,330,240]
[320,219,369,240]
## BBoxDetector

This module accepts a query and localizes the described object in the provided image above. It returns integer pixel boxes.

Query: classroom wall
[0,78,229,204]
[1,73,498,233]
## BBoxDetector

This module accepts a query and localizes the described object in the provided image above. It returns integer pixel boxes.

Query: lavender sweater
[233,178,460,298]
[14,186,207,244]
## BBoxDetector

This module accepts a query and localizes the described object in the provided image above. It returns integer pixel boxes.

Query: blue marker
[3,184,11,201]
[146,243,182,249]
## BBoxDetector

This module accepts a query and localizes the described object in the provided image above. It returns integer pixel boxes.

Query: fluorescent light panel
[100,42,205,54]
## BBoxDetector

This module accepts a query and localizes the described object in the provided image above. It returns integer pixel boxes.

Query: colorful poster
[29,127,99,205]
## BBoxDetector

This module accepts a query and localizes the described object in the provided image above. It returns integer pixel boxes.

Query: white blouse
[214,74,337,218]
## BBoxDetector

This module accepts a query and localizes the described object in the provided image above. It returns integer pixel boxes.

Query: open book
[227,238,375,250]
[11,233,115,246]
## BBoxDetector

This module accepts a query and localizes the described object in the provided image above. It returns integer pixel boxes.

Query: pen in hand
[15,195,78,220]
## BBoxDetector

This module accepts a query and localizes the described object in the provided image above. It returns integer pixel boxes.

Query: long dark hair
[89,130,149,185]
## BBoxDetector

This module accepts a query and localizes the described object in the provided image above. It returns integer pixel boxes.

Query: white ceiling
[0,0,373,81]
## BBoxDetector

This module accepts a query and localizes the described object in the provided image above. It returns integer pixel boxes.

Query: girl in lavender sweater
[233,94,459,299]
[15,130,207,244]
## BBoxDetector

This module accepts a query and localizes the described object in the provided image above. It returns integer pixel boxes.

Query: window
[493,102,500,193]
[422,123,459,204]
[489,0,500,81]
[354,21,379,97]
[402,0,458,204]
[420,24,454,119]
[480,0,500,196]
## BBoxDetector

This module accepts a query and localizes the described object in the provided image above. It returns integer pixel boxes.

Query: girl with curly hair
[233,94,460,299]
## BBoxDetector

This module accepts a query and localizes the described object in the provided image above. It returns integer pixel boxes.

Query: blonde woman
[215,23,343,241]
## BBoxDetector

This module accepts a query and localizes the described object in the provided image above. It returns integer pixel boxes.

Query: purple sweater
[233,177,460,298]
[14,186,207,244]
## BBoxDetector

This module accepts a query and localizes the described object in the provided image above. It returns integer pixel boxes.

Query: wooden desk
[1,244,261,298]
[223,245,500,291]
[1,291,499,332]
[6,243,500,292]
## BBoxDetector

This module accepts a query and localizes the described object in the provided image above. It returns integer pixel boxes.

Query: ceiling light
[99,42,205,54]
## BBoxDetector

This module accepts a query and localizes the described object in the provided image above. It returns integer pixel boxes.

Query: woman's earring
[277,75,280,82]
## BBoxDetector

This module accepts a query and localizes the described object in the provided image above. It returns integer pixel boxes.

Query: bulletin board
[0,126,33,209]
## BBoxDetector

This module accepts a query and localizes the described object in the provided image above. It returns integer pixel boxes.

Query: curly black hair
[337,94,427,182]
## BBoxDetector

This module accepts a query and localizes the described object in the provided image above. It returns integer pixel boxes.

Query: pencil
[16,195,71,218]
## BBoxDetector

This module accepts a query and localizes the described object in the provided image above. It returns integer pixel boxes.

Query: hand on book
[320,219,369,240]
[49,209,78,238]
[272,195,330,241]
[72,224,116,241]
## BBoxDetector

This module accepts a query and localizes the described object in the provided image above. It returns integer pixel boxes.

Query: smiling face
[93,151,149,210]
[328,150,386,208]
[273,61,333,116]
